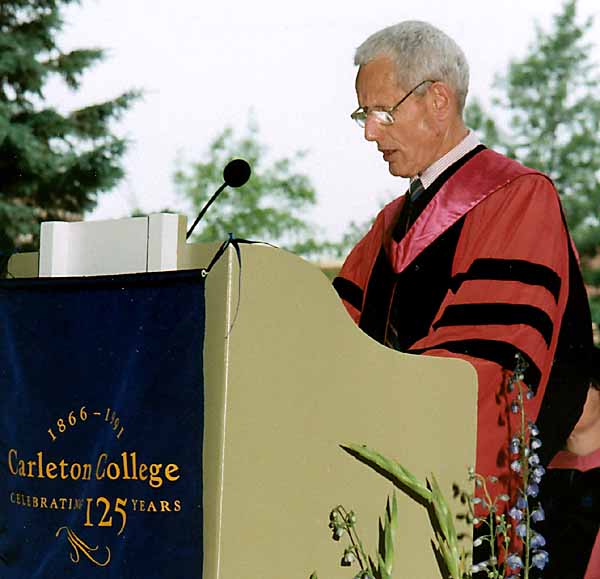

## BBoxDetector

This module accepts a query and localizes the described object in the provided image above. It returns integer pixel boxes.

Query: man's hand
[566,386,600,456]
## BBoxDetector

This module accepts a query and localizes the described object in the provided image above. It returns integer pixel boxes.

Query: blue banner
[0,270,205,578]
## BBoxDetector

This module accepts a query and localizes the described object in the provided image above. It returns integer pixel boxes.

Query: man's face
[355,56,441,178]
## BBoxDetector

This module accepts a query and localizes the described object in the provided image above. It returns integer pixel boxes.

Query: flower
[526,482,540,498]
[510,459,522,473]
[509,506,524,521]
[506,553,523,570]
[531,532,546,549]
[516,495,527,510]
[510,437,520,455]
[531,465,546,484]
[528,453,540,467]
[531,438,542,450]
[516,523,527,538]
[531,505,545,522]
[532,550,549,570]
[510,401,520,414]
[341,551,356,566]
[529,422,540,437]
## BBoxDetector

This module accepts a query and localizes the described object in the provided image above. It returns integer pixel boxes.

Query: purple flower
[526,483,540,497]
[511,459,522,473]
[529,422,540,437]
[531,505,545,522]
[517,495,527,509]
[506,553,523,570]
[532,550,549,570]
[526,389,535,400]
[531,465,546,484]
[510,437,520,455]
[533,465,546,478]
[510,400,520,414]
[516,523,527,538]
[471,563,485,574]
[531,437,542,450]
[509,506,524,521]
[531,532,546,549]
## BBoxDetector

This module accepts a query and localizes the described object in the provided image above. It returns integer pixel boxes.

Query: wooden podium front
[7,214,477,579]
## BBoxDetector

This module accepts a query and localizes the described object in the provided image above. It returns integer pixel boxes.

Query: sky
[47,0,600,243]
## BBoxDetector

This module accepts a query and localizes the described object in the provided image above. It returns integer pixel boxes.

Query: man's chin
[387,162,410,178]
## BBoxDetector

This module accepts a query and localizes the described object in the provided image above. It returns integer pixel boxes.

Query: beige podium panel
[8,216,477,579]
[182,243,477,579]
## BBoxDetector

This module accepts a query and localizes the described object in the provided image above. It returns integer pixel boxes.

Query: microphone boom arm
[186,182,228,240]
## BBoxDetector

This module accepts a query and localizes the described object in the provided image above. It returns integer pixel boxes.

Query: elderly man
[333,21,599,577]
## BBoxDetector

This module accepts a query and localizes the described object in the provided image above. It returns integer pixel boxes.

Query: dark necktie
[396,177,425,238]
[409,177,425,202]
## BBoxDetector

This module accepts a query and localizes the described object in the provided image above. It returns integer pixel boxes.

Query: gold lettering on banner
[56,527,111,567]
[7,402,190,567]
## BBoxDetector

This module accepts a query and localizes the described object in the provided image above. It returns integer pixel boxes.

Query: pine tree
[466,0,600,325]
[0,0,138,253]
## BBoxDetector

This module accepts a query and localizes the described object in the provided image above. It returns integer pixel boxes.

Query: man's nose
[364,116,381,142]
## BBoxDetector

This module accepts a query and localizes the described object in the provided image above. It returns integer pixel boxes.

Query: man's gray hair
[355,21,469,113]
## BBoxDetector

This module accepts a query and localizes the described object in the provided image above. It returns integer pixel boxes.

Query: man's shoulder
[451,147,555,198]
[469,147,547,179]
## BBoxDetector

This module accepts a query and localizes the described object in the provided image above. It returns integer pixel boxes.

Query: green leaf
[382,496,394,576]
[341,444,431,502]
[377,553,392,579]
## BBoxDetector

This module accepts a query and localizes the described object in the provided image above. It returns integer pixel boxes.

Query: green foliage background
[466,0,600,324]
[0,0,138,253]
[174,123,339,258]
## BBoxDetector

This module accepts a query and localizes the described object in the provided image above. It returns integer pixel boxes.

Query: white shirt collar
[416,131,481,190]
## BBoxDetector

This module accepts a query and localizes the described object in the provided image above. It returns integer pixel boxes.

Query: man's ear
[429,82,453,118]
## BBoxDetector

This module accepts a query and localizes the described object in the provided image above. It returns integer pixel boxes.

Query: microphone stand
[186,182,227,240]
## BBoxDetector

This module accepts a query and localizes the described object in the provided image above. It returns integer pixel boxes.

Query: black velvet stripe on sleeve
[332,277,363,312]
[409,338,542,394]
[359,249,396,343]
[450,258,561,303]
[432,303,554,347]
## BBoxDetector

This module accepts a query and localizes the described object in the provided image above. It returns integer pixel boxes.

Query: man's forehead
[355,56,404,101]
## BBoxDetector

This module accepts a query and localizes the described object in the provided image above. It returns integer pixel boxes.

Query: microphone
[186,159,251,240]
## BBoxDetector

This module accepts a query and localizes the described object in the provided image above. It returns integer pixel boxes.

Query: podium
[5,214,477,579]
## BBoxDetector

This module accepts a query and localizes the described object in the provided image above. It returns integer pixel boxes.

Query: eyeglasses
[350,79,436,128]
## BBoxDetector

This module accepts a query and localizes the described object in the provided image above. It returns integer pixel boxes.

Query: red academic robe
[334,147,597,577]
